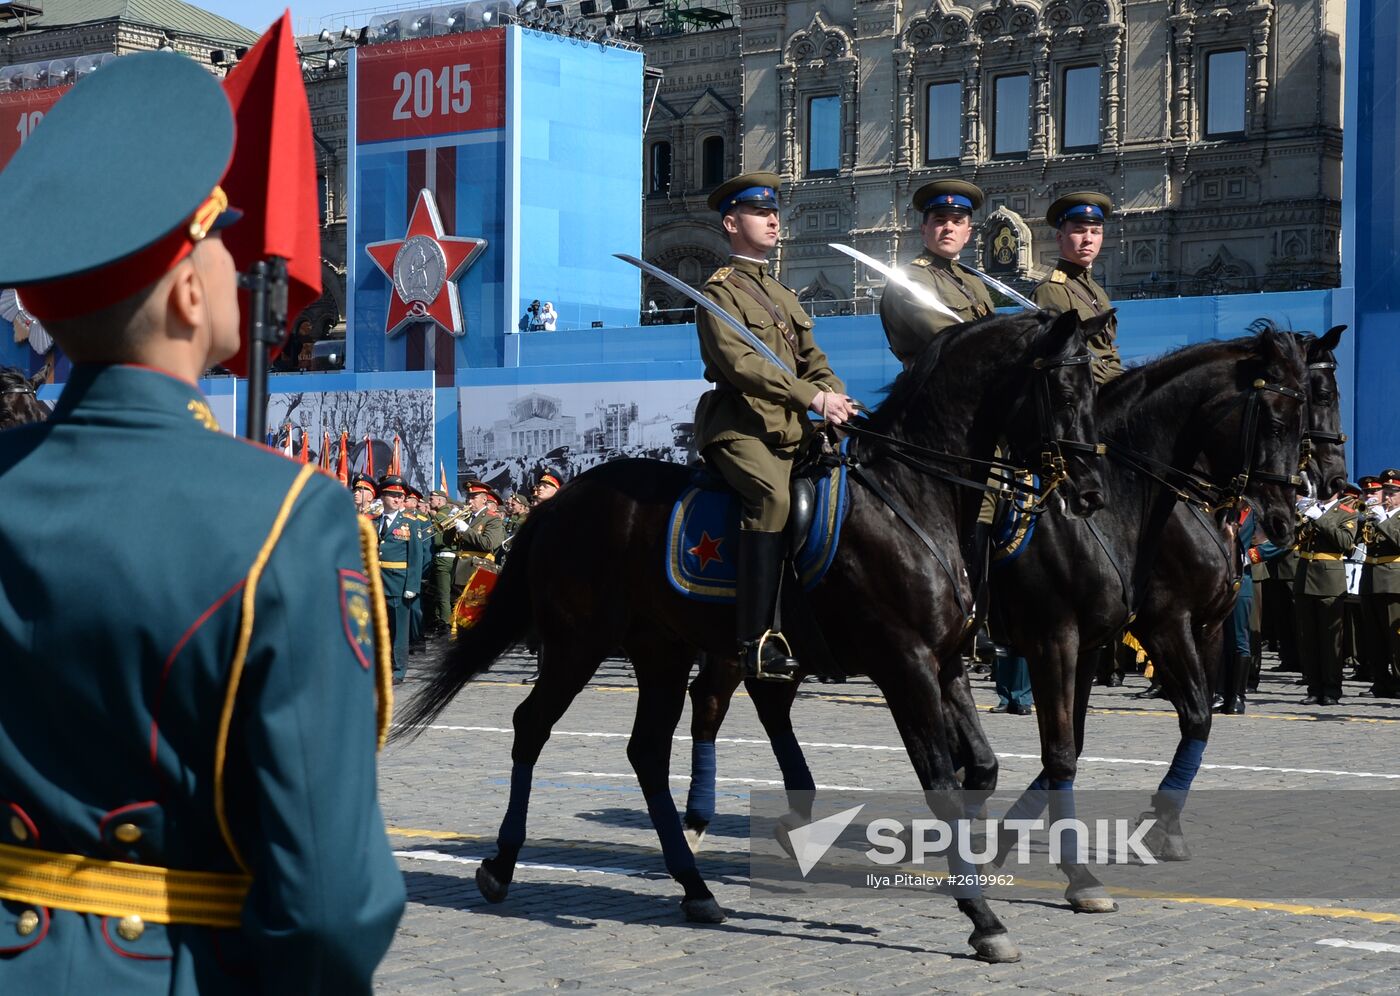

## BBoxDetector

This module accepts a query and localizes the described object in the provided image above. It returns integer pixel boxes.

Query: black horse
[396,309,1104,964]
[0,367,46,430]
[681,327,1311,911]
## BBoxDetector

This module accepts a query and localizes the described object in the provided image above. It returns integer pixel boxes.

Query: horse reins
[1103,377,1305,513]
[837,351,1102,512]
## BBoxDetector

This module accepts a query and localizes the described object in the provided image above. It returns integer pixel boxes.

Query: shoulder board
[1049,269,1068,284]
[707,266,733,284]
[908,257,932,268]
[486,508,501,517]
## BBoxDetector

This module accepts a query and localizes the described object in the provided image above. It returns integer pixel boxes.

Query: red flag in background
[299,428,310,464]
[337,430,349,485]
[389,435,402,477]
[320,430,332,471]
[219,10,322,377]
[363,435,375,477]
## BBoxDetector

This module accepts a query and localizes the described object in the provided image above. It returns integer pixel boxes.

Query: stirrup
[741,630,799,682]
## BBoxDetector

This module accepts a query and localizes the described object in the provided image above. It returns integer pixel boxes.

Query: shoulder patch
[338,569,375,670]
[1049,269,1068,284]
[908,257,932,268]
[707,266,733,284]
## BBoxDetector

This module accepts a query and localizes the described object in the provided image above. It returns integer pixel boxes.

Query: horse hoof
[681,896,727,924]
[774,811,804,860]
[684,825,707,854]
[475,864,510,904]
[1141,820,1191,861]
[969,931,1021,963]
[1066,888,1119,914]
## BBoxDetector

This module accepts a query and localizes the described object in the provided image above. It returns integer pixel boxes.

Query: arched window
[701,136,724,188]
[649,141,672,194]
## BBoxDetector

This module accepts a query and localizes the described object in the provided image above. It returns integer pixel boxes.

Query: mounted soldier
[1033,192,1124,384]
[694,171,855,680]
[879,179,995,368]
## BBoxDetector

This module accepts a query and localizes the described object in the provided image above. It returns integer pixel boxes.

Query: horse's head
[0,367,46,430]
[1217,328,1309,545]
[1010,309,1106,517]
[1299,325,1348,498]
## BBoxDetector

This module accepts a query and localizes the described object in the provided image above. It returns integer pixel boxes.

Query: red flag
[219,11,322,377]
[389,435,402,477]
[320,430,332,471]
[298,428,310,464]
[336,430,349,485]
[363,435,375,477]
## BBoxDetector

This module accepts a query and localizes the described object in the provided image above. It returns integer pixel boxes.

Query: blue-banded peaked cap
[912,180,984,216]
[1046,191,1112,228]
[707,171,782,215]
[0,52,236,290]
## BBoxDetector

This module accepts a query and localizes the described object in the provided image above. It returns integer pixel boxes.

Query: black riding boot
[736,528,799,682]
[1224,652,1250,714]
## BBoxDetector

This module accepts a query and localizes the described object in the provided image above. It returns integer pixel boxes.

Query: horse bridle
[1,385,36,396]
[1023,351,1105,509]
[1299,359,1347,479]
[1105,376,1305,510]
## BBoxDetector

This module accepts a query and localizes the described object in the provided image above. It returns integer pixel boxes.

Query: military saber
[613,253,794,375]
[958,262,1039,311]
[827,243,962,323]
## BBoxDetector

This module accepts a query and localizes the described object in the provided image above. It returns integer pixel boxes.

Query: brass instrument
[366,498,384,517]
[433,504,474,536]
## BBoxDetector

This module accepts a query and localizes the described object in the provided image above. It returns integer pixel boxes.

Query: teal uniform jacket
[376,509,426,598]
[0,366,405,994]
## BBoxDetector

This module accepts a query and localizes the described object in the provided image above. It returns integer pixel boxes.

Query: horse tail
[391,509,543,743]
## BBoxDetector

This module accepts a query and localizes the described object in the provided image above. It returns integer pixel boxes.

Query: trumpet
[433,504,474,534]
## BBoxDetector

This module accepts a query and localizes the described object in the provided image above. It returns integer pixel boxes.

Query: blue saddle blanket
[665,460,849,603]
[991,471,1039,568]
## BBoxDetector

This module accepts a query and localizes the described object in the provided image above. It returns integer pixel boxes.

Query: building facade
[637,0,1345,315]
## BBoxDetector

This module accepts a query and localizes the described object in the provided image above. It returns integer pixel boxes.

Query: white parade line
[421,725,1400,781]
[395,848,653,879]
[1316,938,1400,954]
[556,770,873,792]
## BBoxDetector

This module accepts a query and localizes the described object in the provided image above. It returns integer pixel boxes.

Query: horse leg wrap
[646,791,700,879]
[498,762,534,850]
[1046,779,1084,865]
[770,730,817,793]
[1157,738,1207,796]
[1002,772,1051,823]
[684,740,717,826]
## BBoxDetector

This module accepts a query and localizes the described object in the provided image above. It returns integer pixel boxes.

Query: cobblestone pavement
[375,646,1400,993]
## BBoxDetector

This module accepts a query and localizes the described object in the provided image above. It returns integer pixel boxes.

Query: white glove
[404,590,417,600]
[454,518,470,533]
[1303,504,1325,521]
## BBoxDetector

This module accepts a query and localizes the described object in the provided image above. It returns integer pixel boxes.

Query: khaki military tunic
[1361,508,1400,693]
[1032,260,1124,384]
[878,251,995,367]
[694,255,844,531]
[1294,501,1360,700]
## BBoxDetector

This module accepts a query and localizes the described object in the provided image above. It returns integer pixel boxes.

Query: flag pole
[241,256,288,442]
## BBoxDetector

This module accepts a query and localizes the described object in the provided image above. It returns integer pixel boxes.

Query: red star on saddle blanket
[687,531,725,572]
[366,188,487,339]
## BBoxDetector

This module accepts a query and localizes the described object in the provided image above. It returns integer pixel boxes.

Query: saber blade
[828,243,962,323]
[613,253,794,375]
[958,262,1039,311]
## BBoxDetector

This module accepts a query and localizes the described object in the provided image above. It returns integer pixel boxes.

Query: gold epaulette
[1049,269,1068,284]
[707,266,733,284]
[909,256,932,268]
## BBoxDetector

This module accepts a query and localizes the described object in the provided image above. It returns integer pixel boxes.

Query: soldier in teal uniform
[405,485,429,654]
[0,53,403,993]
[376,474,426,682]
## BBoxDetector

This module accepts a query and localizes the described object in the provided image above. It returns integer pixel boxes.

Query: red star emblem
[365,188,487,339]
[687,531,725,572]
